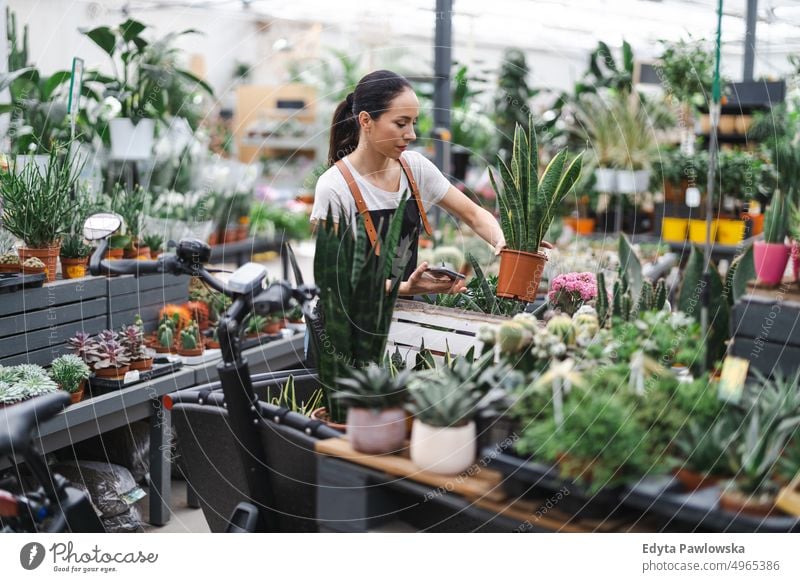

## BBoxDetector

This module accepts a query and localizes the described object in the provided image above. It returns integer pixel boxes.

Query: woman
[310,70,506,296]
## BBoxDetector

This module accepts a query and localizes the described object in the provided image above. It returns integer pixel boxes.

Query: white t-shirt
[310,151,451,224]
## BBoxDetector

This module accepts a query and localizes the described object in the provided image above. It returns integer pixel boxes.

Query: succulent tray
[87,358,183,396]
[0,272,46,293]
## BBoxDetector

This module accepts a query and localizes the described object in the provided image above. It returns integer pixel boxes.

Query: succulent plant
[0,253,20,265]
[286,304,304,323]
[408,372,485,428]
[245,314,267,335]
[68,331,96,365]
[49,354,91,393]
[120,324,148,360]
[22,256,45,269]
[179,321,201,350]
[92,339,131,370]
[0,229,17,256]
[157,323,174,348]
[497,321,531,354]
[764,188,789,244]
[142,233,163,254]
[0,365,59,404]
[0,380,27,405]
[60,234,92,260]
[332,364,410,412]
[546,314,575,345]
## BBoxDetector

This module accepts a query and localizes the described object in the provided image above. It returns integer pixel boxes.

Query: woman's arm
[438,185,505,253]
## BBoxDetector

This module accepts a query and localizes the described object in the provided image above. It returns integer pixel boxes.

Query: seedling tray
[0,272,46,293]
[486,450,628,521]
[87,359,183,396]
[622,476,800,533]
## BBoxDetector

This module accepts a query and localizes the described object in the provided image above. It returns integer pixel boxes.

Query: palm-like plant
[489,116,583,254]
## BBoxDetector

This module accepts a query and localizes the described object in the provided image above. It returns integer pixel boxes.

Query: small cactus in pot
[178,320,204,356]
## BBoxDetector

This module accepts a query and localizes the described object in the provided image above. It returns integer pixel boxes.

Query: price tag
[717,356,749,404]
[123,370,141,385]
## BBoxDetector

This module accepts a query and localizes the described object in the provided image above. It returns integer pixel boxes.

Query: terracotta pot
[410,419,476,475]
[106,248,124,260]
[93,365,130,380]
[496,248,548,302]
[0,263,21,273]
[19,244,60,282]
[310,407,346,432]
[123,246,138,259]
[742,212,764,235]
[205,338,221,350]
[753,241,790,286]
[563,216,578,232]
[237,224,250,240]
[719,487,781,517]
[20,265,46,276]
[674,468,720,492]
[150,250,161,260]
[60,257,88,279]
[177,347,204,357]
[574,217,595,235]
[70,387,85,404]
[136,246,150,260]
[130,358,154,371]
[154,344,175,354]
[346,407,407,455]
[264,322,282,335]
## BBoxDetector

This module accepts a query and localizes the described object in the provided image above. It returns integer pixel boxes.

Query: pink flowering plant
[548,272,598,315]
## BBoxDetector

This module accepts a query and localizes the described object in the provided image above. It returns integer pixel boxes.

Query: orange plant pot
[19,244,61,282]
[60,257,88,279]
[496,248,548,302]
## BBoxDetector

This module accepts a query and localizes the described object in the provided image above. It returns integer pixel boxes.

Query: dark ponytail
[327,70,412,166]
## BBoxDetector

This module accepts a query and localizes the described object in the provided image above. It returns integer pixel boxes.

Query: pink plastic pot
[753,241,790,285]
[346,407,408,455]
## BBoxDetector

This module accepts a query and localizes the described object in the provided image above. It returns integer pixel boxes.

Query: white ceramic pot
[347,407,407,455]
[409,419,476,475]
[594,167,617,193]
[109,117,155,160]
[616,169,651,194]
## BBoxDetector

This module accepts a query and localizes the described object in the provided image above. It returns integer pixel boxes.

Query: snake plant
[764,188,789,244]
[489,115,583,253]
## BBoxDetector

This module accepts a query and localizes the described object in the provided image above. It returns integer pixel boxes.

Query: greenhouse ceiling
[106,0,800,57]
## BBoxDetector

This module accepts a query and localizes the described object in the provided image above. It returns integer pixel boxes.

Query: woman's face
[359,87,419,159]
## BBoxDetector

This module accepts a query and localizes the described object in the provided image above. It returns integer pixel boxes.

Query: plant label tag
[685,187,701,208]
[123,370,141,385]
[717,356,748,404]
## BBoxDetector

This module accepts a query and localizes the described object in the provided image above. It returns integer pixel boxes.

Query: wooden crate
[387,300,509,364]
[0,277,108,366]
[106,274,190,333]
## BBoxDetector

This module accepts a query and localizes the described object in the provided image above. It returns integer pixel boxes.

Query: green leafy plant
[656,36,715,110]
[407,371,485,428]
[489,116,584,254]
[494,48,538,163]
[0,364,58,404]
[332,364,410,412]
[671,417,737,478]
[268,375,324,417]
[142,233,163,254]
[49,354,91,394]
[0,145,83,248]
[312,197,413,423]
[59,234,92,259]
[179,322,200,350]
[110,185,150,242]
[245,314,267,336]
[763,188,789,244]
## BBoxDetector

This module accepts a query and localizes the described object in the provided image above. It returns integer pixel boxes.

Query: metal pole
[701,0,725,374]
[433,0,452,178]
[743,0,758,82]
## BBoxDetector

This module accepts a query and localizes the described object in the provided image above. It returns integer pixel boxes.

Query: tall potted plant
[754,189,790,285]
[0,145,82,281]
[490,116,583,301]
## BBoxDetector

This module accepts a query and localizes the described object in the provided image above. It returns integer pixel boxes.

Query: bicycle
[1,212,324,532]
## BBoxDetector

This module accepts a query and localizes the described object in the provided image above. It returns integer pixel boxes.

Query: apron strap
[398,154,434,237]
[334,159,380,254]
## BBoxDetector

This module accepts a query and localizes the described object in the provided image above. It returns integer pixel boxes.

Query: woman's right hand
[397,262,467,296]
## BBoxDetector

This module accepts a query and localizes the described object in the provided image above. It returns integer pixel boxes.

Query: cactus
[654,279,667,311]
[622,293,632,321]
[498,321,530,353]
[180,321,200,349]
[612,280,623,318]
[546,314,575,345]
[637,279,654,312]
[157,323,174,349]
[596,271,609,328]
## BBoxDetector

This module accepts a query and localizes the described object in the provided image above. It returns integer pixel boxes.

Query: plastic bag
[51,461,146,520]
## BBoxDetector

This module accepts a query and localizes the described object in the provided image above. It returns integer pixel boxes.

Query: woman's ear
[358,111,372,130]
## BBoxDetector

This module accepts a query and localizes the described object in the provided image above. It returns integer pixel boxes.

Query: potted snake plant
[331,364,410,455]
[490,116,584,302]
[754,189,790,285]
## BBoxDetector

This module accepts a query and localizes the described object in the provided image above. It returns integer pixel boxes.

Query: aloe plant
[312,197,413,423]
[407,373,485,428]
[245,314,267,336]
[49,354,91,394]
[332,364,410,412]
[489,116,583,254]
[763,188,790,244]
